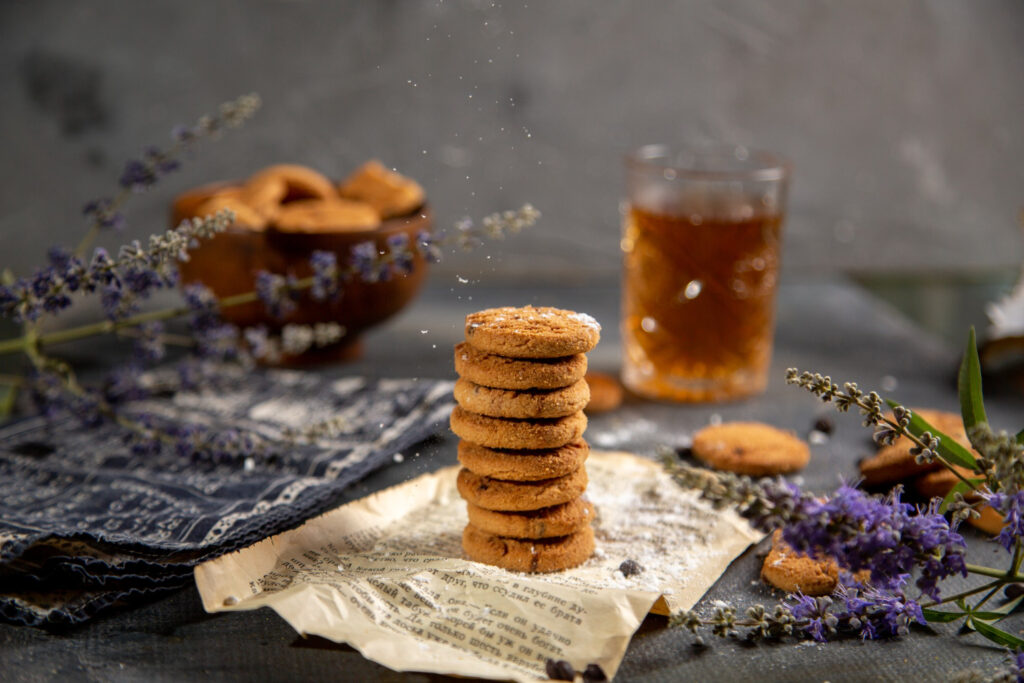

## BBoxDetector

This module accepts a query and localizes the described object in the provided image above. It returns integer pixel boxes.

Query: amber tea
[621,162,787,402]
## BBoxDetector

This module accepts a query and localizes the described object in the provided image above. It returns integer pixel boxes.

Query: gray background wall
[1,0,1022,285]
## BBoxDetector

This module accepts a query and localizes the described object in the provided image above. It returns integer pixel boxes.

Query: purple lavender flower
[349,242,381,283]
[47,246,72,270]
[82,198,126,231]
[981,490,1024,553]
[182,282,220,332]
[416,230,442,263]
[835,577,925,640]
[133,321,166,363]
[193,322,240,360]
[100,283,131,319]
[309,250,339,301]
[787,594,838,642]
[779,485,967,601]
[386,233,414,276]
[255,271,297,318]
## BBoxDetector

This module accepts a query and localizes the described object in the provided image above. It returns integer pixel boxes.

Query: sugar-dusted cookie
[860,409,970,487]
[454,377,589,419]
[466,498,594,539]
[272,198,381,232]
[454,342,587,390]
[692,422,810,476]
[584,371,623,414]
[193,194,267,230]
[450,406,587,450]
[456,467,588,512]
[338,160,425,219]
[464,306,600,359]
[761,530,838,596]
[457,439,589,481]
[462,523,594,573]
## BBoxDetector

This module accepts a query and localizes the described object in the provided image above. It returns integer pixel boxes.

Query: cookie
[457,439,589,481]
[466,498,594,539]
[273,198,381,232]
[761,530,838,596]
[691,422,810,476]
[464,306,600,359]
[453,377,589,419]
[969,505,1007,535]
[913,465,979,500]
[462,523,594,573]
[584,371,623,414]
[456,467,588,512]
[338,160,425,219]
[193,194,267,230]
[243,164,337,219]
[859,409,969,486]
[453,342,587,390]
[450,406,587,450]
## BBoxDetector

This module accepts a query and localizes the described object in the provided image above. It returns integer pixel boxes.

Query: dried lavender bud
[1004,583,1024,600]
[813,416,834,435]
[545,658,575,681]
[618,559,644,577]
[582,663,607,683]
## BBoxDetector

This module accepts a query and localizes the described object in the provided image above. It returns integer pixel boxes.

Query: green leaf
[0,383,16,418]
[971,618,1024,649]
[939,478,984,513]
[1016,428,1024,446]
[958,327,988,442]
[922,607,967,623]
[968,594,1024,625]
[887,399,978,470]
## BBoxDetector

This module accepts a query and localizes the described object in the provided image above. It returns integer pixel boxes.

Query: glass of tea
[621,144,791,402]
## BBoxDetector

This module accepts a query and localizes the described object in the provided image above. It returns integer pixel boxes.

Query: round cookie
[462,523,595,573]
[273,198,380,232]
[969,505,1007,535]
[913,465,980,500]
[860,409,970,487]
[761,530,838,596]
[466,498,594,539]
[692,422,809,476]
[457,439,589,481]
[450,406,587,450]
[245,164,336,209]
[338,159,425,218]
[584,371,623,414]
[464,306,600,359]
[456,467,589,512]
[454,377,590,419]
[454,342,587,390]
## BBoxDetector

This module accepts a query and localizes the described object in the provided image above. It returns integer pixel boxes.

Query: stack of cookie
[450,306,600,573]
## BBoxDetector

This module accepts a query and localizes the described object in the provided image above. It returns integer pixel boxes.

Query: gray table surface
[3,276,1024,682]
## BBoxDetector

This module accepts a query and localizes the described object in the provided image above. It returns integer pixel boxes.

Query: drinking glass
[621,144,791,402]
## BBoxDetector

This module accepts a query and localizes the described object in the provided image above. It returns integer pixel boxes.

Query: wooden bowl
[173,182,431,363]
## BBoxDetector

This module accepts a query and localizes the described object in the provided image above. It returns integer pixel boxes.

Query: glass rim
[625,143,791,182]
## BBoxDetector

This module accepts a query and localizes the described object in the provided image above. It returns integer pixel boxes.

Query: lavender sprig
[661,453,967,600]
[80,93,260,250]
[0,210,233,323]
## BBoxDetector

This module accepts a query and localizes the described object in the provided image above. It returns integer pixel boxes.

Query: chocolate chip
[813,416,834,435]
[582,663,608,682]
[545,658,575,681]
[619,559,644,577]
